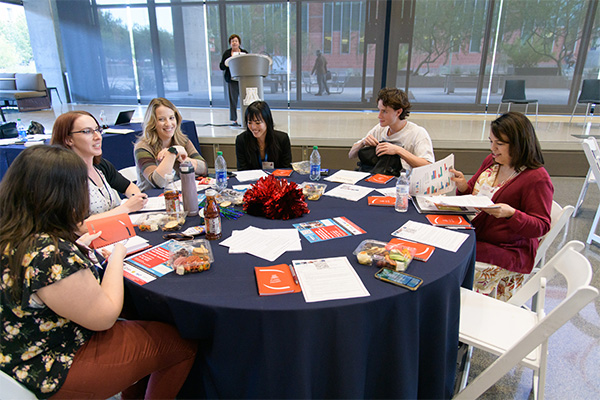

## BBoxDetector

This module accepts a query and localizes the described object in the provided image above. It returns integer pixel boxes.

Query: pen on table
[288,264,299,285]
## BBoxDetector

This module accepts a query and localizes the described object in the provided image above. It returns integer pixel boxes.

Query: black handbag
[27,121,45,135]
[326,70,332,81]
[0,122,17,139]
[357,146,403,176]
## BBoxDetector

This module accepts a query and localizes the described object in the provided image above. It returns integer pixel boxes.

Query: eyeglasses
[71,127,103,136]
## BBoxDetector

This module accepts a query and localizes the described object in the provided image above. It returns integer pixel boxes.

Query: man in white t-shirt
[348,88,434,174]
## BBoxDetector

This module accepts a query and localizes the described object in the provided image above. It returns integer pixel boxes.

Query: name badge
[477,183,496,199]
[262,161,274,169]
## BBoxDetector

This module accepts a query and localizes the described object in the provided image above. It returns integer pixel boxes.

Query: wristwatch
[168,146,178,156]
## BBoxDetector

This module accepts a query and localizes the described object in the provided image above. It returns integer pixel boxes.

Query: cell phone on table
[375,268,423,291]
[320,169,329,176]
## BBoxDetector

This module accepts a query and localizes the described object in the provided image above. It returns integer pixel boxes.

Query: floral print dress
[0,234,97,398]
[471,164,524,301]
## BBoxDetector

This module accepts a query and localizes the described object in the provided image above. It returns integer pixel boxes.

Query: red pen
[288,264,299,285]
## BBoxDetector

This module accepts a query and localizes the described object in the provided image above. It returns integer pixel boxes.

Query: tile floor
[2,104,599,399]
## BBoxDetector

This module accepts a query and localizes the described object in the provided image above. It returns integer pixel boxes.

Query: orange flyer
[387,238,435,262]
[255,264,302,296]
[366,174,394,184]
[368,196,396,206]
[86,213,135,249]
[271,169,293,177]
[425,214,472,228]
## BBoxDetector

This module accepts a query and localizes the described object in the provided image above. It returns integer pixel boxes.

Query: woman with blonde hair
[135,97,207,191]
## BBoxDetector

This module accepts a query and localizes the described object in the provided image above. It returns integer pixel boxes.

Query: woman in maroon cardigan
[450,112,553,300]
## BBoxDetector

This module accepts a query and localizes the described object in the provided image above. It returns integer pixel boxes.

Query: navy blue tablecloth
[125,174,476,399]
[0,120,199,180]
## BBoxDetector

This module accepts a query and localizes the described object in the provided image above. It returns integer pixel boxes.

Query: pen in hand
[289,264,299,285]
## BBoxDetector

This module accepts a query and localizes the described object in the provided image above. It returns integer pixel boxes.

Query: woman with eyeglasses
[51,111,147,220]
[134,97,207,191]
[0,145,197,399]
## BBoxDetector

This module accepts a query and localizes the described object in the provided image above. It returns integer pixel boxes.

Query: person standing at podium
[220,34,248,127]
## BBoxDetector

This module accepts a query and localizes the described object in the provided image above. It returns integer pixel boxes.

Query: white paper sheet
[391,220,469,252]
[376,187,397,197]
[103,128,135,134]
[324,170,370,184]
[220,226,302,262]
[123,196,166,212]
[292,256,370,303]
[234,169,269,182]
[434,195,498,208]
[409,154,456,196]
[324,183,373,201]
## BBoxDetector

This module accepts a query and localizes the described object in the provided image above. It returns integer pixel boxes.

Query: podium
[225,54,272,126]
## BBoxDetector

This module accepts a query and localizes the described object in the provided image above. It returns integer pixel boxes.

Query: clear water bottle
[215,151,227,192]
[16,119,27,142]
[309,145,321,181]
[99,110,107,128]
[395,171,410,213]
[180,160,198,216]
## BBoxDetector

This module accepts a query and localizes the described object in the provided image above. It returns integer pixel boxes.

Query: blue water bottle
[309,145,321,181]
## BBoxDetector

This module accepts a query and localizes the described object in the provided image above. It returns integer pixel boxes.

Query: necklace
[494,165,519,187]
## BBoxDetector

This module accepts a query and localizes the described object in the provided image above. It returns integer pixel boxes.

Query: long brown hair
[491,112,544,170]
[0,146,89,300]
[50,110,102,165]
[138,97,189,155]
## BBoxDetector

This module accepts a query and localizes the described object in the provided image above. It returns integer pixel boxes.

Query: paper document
[123,196,165,212]
[391,220,469,252]
[324,170,370,184]
[234,169,269,182]
[433,195,498,208]
[412,196,477,214]
[409,154,456,196]
[220,226,302,261]
[292,256,370,303]
[376,187,397,197]
[324,183,373,201]
[103,128,134,134]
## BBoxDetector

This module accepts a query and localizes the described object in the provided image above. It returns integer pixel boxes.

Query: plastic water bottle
[99,110,107,127]
[395,171,410,213]
[309,145,321,181]
[17,119,27,142]
[215,151,227,191]
[180,160,198,216]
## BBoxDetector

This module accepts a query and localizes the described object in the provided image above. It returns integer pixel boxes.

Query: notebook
[85,213,136,249]
[115,110,135,125]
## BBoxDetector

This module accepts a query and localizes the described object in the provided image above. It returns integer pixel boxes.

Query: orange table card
[255,264,302,296]
[85,213,135,249]
[368,196,396,206]
[425,214,472,228]
[271,169,293,177]
[366,174,394,184]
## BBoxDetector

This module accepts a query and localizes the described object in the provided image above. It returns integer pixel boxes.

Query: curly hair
[377,88,411,120]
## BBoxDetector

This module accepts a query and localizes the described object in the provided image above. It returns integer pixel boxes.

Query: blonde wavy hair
[140,97,188,155]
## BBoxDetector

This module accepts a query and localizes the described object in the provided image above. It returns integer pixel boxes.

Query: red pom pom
[243,175,309,220]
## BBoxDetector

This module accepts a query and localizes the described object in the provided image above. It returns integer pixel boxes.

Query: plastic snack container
[300,182,327,200]
[169,238,214,275]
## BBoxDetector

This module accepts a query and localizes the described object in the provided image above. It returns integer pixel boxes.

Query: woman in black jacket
[235,101,292,171]
[219,34,248,126]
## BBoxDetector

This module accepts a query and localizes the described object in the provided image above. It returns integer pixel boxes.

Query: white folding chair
[580,137,600,245]
[454,241,599,400]
[118,166,138,183]
[574,135,599,217]
[0,369,37,400]
[532,200,574,270]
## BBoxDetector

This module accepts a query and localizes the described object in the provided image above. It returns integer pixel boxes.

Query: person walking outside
[311,50,330,96]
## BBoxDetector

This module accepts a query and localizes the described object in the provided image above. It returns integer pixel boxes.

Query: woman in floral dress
[0,146,197,399]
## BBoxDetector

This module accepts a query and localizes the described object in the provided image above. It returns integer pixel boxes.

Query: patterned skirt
[474,261,525,302]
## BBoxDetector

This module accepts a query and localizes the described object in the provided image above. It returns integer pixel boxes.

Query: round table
[125,173,475,399]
